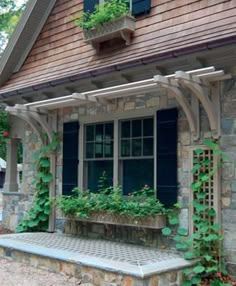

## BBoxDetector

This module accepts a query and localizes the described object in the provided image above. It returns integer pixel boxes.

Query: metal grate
[4,233,180,266]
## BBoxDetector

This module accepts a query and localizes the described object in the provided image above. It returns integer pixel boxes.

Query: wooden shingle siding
[0,0,235,93]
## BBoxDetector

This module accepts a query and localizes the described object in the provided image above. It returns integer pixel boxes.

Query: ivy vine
[16,133,59,233]
[162,139,229,286]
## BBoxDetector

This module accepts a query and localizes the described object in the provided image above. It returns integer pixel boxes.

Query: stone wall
[2,192,34,231]
[2,120,41,231]
[220,78,236,276]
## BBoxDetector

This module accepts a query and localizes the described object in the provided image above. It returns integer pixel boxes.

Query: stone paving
[0,232,193,278]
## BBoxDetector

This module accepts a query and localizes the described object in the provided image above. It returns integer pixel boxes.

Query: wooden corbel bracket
[175,71,220,139]
[15,104,54,143]
[154,75,200,140]
[5,106,44,143]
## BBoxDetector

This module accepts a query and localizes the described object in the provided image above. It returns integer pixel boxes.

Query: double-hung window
[85,122,114,191]
[63,109,178,206]
[84,118,154,194]
[119,118,154,195]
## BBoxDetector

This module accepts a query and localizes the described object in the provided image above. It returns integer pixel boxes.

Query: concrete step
[0,233,194,286]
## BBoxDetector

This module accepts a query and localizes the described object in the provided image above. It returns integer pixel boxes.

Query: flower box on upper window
[83,15,135,50]
[76,0,151,51]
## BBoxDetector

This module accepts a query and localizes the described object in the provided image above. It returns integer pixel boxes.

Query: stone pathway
[0,257,82,286]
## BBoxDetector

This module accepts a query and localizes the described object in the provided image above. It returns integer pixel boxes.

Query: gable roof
[0,0,57,86]
[0,0,236,100]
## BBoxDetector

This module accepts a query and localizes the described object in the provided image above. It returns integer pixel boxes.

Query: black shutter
[84,0,99,13]
[132,0,151,16]
[156,108,178,207]
[62,122,79,196]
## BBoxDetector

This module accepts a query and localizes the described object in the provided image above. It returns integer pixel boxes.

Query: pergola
[4,66,230,231]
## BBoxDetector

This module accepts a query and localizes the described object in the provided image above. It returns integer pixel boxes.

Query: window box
[67,211,166,229]
[83,15,135,50]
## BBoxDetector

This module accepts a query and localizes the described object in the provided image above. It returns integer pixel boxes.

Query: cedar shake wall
[0,0,236,93]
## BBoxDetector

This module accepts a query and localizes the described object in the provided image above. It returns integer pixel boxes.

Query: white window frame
[78,108,157,191]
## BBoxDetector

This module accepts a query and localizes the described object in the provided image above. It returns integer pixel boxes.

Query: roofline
[0,0,57,86]
[1,35,236,100]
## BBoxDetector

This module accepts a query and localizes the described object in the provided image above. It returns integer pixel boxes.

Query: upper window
[84,0,151,17]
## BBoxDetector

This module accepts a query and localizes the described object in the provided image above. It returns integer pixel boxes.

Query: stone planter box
[68,212,166,229]
[83,15,135,50]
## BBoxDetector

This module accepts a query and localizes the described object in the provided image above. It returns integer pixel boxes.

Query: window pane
[87,161,113,191]
[121,121,130,138]
[86,142,94,158]
[86,125,94,141]
[122,159,154,195]
[104,140,113,158]
[143,138,153,156]
[132,139,142,156]
[121,139,130,157]
[95,124,103,142]
[95,142,103,158]
[143,118,153,137]
[105,123,114,140]
[132,120,141,137]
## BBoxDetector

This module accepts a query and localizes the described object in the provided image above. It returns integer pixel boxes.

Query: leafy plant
[162,139,228,285]
[58,179,165,219]
[0,111,10,160]
[16,133,59,232]
[75,0,129,30]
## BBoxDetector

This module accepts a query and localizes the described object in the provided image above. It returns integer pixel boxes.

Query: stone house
[0,0,236,277]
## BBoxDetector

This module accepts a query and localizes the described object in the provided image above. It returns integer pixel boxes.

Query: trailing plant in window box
[75,0,129,30]
[75,0,135,49]
[16,133,59,233]
[58,183,166,229]
[162,139,232,286]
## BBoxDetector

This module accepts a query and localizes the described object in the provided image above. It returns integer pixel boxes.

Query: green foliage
[58,180,165,219]
[16,133,59,233]
[0,111,10,160]
[0,0,27,54]
[162,139,227,285]
[75,0,129,30]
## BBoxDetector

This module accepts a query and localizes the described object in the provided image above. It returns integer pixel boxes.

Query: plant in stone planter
[58,179,167,229]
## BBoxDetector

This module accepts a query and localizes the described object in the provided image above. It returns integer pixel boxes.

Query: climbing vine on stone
[16,133,59,233]
[162,139,229,286]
